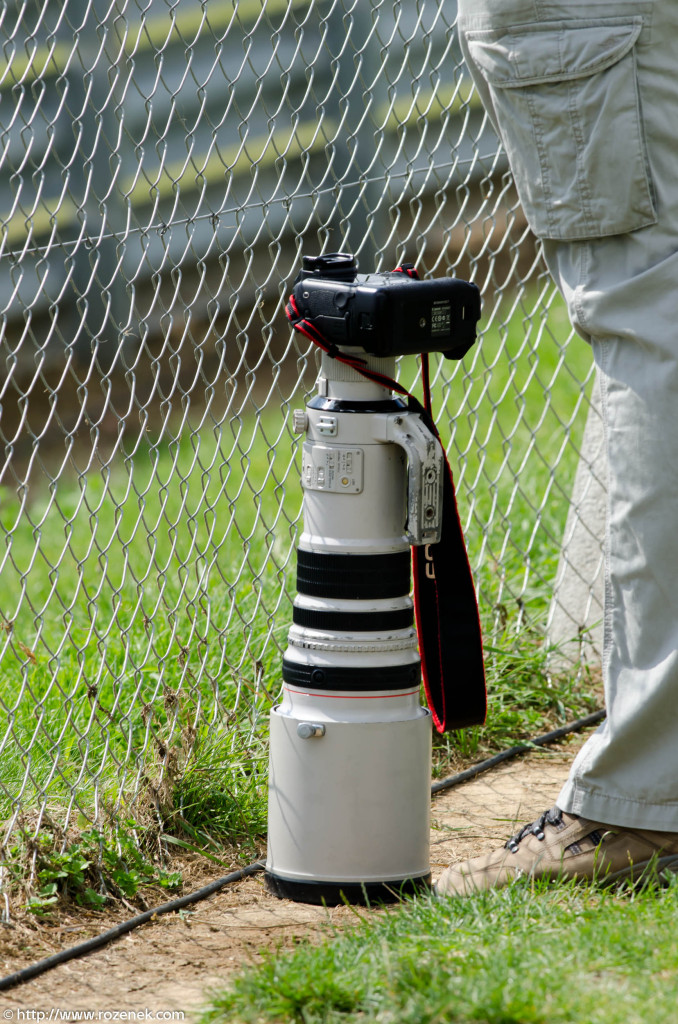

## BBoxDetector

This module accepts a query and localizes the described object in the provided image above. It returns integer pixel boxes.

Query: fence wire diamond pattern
[0,0,598,860]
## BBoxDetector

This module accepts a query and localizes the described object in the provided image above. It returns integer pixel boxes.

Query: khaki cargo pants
[458,0,678,829]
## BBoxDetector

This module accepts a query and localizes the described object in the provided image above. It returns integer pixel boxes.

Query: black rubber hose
[431,708,606,795]
[0,707,605,993]
[0,860,265,993]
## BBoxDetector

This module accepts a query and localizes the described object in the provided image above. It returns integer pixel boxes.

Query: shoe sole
[595,852,678,887]
[433,853,678,897]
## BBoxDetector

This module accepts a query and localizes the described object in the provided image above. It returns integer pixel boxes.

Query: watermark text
[4,1010,184,1022]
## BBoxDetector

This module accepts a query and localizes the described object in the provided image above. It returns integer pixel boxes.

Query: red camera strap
[286,272,486,733]
[411,354,487,732]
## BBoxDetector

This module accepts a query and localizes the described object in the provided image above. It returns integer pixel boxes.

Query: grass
[201,877,678,1023]
[0,282,598,913]
[0,409,291,910]
[432,624,600,771]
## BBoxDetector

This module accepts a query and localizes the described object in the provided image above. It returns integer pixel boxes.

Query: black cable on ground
[431,708,606,796]
[0,860,265,993]
[0,707,605,993]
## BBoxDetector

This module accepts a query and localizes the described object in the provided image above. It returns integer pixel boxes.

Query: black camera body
[293,253,481,360]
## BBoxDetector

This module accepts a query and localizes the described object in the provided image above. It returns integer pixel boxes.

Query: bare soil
[0,732,589,1021]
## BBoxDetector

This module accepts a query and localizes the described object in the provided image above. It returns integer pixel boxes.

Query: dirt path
[0,733,588,1021]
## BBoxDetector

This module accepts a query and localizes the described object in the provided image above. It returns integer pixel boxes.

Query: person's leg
[554,255,678,829]
[438,0,678,891]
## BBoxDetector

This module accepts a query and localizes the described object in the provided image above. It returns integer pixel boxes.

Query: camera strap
[410,355,487,733]
[286,278,486,734]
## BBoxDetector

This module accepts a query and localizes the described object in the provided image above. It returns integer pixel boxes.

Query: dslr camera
[292,252,481,359]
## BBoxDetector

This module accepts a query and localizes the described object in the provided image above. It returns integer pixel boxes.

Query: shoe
[435,806,678,896]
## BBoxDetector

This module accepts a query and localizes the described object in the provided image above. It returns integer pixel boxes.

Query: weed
[6,824,183,917]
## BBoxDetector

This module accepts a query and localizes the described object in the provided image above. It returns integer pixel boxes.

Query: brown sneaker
[435,806,678,896]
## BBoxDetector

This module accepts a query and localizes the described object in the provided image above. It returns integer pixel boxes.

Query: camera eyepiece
[300,253,358,282]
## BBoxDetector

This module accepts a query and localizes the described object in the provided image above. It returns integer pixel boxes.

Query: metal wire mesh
[0,0,601,851]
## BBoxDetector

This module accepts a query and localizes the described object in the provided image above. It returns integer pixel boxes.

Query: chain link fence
[0,0,600,859]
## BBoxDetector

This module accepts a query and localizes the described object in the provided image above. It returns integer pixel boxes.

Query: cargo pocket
[466,18,656,241]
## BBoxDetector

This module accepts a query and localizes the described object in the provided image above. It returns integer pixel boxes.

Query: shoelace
[505,806,564,854]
